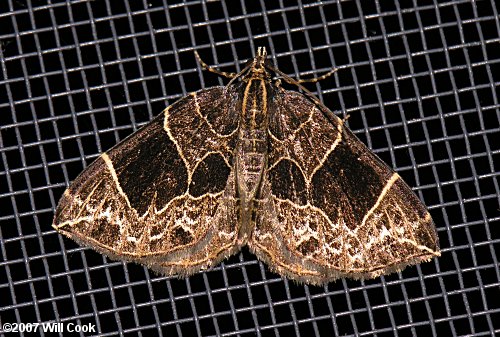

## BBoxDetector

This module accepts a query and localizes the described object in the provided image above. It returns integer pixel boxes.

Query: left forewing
[53,87,241,276]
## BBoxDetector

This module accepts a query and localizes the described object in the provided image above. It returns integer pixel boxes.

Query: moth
[53,47,440,285]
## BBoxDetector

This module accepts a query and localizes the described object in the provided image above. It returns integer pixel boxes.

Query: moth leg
[194,50,237,79]
[296,67,338,84]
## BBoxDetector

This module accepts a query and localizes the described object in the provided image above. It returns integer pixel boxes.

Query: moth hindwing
[53,47,440,285]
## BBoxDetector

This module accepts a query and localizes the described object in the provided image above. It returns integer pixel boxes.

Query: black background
[1,1,499,336]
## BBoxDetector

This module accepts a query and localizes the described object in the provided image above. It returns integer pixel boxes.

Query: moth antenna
[194,51,238,79]
[296,68,338,84]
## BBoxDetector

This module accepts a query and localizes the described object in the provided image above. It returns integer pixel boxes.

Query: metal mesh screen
[1,0,499,336]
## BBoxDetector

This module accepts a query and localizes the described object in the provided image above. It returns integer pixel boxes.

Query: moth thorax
[241,79,269,130]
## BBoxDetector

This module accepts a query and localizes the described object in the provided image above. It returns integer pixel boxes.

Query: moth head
[245,46,271,81]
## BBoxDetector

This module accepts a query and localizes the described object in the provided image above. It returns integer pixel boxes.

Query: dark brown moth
[53,47,440,285]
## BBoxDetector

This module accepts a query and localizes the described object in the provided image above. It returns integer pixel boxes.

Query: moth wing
[250,89,440,284]
[53,87,241,276]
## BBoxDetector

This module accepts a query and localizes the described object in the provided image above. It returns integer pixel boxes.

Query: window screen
[1,1,499,336]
